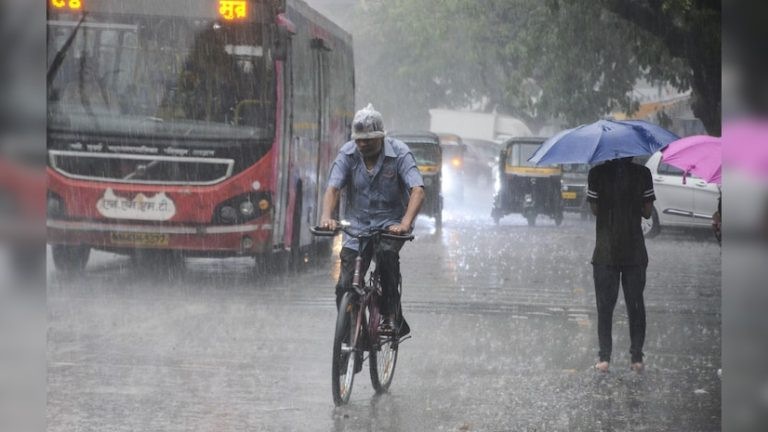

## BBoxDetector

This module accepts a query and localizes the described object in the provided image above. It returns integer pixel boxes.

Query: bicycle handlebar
[309,223,414,241]
[308,226,337,237]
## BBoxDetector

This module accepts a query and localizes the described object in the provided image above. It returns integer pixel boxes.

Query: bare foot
[630,362,644,372]
[595,361,609,372]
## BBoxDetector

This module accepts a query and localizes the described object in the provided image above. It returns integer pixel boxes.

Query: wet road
[47,194,721,431]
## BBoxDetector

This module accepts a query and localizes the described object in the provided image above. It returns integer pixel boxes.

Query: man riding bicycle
[319,103,424,336]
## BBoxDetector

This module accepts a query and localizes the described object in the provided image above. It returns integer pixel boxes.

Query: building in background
[614,80,707,137]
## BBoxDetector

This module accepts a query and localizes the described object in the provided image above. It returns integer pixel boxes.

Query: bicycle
[310,221,414,406]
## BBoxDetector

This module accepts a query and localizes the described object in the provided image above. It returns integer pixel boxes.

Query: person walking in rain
[319,103,424,341]
[587,157,655,373]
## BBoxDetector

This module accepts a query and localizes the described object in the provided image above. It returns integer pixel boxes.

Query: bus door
[273,34,293,252]
[312,37,332,247]
[284,18,322,255]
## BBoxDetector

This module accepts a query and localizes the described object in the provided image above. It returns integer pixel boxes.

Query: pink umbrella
[661,135,721,184]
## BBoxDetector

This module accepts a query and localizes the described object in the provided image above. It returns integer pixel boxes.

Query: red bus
[46,0,354,272]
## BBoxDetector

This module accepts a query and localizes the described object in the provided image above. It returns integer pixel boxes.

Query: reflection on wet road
[48,191,721,431]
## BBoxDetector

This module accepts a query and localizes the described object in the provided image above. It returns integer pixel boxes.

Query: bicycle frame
[310,222,413,404]
[313,224,412,344]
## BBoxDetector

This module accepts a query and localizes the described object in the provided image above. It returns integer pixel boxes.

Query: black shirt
[587,160,655,266]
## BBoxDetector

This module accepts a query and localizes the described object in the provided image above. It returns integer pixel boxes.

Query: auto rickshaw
[388,132,443,228]
[491,137,563,226]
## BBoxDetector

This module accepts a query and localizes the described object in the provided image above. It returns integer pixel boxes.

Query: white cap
[351,103,385,140]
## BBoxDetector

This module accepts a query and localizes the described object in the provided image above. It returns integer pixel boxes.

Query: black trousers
[335,239,403,317]
[593,264,647,363]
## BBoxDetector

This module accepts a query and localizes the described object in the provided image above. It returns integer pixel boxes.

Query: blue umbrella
[528,119,679,165]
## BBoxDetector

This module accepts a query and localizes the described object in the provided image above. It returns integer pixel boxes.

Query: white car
[642,151,720,237]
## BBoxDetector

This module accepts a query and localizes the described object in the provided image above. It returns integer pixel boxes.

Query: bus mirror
[276,13,296,35]
[275,14,295,61]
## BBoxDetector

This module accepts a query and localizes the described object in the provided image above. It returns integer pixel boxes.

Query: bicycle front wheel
[369,314,399,393]
[332,292,359,406]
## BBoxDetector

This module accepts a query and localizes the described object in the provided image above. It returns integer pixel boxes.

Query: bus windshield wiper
[46,12,88,88]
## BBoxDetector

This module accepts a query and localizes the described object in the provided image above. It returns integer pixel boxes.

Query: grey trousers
[593,264,647,363]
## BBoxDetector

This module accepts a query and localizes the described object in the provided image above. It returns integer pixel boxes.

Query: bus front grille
[49,150,234,185]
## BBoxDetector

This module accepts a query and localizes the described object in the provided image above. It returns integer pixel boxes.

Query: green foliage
[349,0,720,134]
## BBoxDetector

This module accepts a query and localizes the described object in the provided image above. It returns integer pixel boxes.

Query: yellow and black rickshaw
[389,132,443,228]
[491,137,563,226]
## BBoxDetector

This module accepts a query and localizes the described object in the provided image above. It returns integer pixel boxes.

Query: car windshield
[47,12,275,140]
[408,143,440,165]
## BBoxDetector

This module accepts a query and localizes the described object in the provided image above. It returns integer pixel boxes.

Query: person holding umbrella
[529,119,679,373]
[587,158,655,372]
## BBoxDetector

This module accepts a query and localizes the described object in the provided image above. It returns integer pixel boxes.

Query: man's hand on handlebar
[386,223,410,235]
[319,218,338,231]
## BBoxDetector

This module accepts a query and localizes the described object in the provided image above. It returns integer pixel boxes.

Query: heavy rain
[12,0,768,431]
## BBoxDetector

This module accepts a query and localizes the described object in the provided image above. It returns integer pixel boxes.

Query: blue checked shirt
[327,137,424,250]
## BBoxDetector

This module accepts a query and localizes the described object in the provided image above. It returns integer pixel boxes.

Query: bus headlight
[220,205,237,222]
[240,201,255,217]
[213,192,272,225]
[423,176,433,187]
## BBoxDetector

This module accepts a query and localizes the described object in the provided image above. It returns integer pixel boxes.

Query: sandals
[594,361,610,372]
[594,361,645,373]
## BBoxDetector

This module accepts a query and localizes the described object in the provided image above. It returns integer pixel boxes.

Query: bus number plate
[110,232,169,246]
[561,191,578,199]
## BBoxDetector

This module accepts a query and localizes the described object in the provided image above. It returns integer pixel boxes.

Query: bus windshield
[47,11,276,140]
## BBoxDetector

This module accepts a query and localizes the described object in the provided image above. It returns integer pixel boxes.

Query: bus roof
[288,0,352,47]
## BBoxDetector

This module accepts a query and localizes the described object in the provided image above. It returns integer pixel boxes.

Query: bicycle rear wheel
[332,292,359,406]
[369,309,399,393]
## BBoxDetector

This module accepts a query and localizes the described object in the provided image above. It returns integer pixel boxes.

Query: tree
[351,0,489,130]
[594,0,721,134]
[348,0,720,134]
